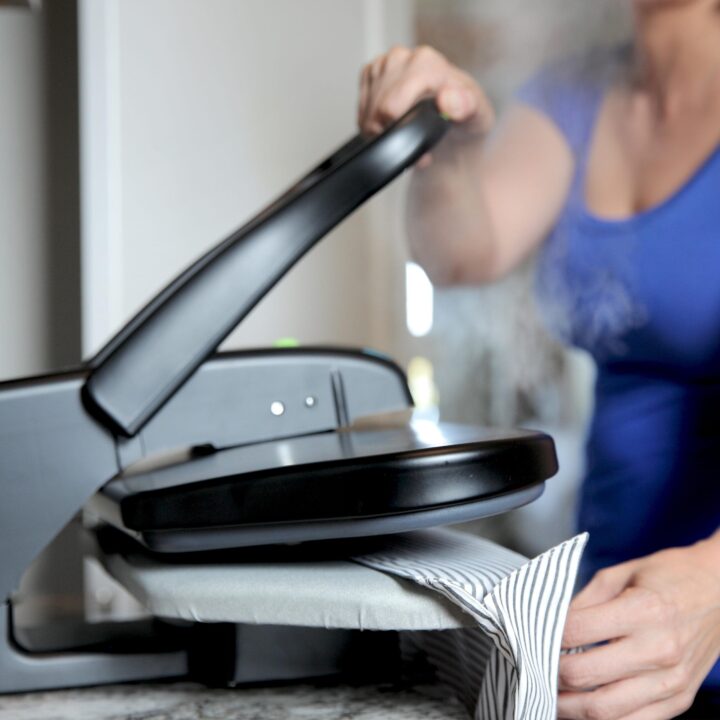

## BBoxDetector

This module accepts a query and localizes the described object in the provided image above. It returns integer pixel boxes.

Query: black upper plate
[91,422,558,552]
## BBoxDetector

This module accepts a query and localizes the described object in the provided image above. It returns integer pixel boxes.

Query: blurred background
[0,0,628,630]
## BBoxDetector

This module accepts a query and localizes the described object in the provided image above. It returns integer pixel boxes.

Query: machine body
[0,101,557,693]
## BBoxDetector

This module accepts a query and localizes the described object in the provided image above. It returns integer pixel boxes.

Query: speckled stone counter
[0,682,468,720]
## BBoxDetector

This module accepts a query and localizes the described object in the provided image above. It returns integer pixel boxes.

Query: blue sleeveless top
[518,58,720,689]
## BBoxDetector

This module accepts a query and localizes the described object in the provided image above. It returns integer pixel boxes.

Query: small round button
[304,396,317,408]
[270,401,285,416]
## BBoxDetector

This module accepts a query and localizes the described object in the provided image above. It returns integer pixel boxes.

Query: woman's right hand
[358,45,495,163]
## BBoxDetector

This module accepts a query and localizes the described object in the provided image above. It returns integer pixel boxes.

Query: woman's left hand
[557,534,720,720]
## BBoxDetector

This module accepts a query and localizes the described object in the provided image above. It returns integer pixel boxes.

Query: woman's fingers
[380,44,413,74]
[563,584,665,649]
[557,667,693,720]
[360,57,388,132]
[357,56,387,133]
[608,693,696,720]
[571,562,638,611]
[559,633,683,692]
[358,63,372,128]
[361,46,442,133]
[416,152,433,169]
[371,73,440,127]
[357,44,492,139]
[436,86,475,121]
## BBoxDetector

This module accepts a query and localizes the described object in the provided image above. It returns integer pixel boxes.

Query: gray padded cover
[105,554,472,630]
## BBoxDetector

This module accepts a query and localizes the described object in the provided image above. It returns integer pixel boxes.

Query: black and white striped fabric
[353,529,588,720]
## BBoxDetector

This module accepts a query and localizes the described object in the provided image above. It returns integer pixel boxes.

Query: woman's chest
[538,201,720,376]
[585,89,720,221]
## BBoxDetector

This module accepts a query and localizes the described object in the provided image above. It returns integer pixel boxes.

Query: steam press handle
[83,99,449,437]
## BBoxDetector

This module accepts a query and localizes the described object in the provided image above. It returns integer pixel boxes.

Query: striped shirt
[354,529,587,719]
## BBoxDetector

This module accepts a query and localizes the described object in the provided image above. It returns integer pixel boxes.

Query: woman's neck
[632,0,720,115]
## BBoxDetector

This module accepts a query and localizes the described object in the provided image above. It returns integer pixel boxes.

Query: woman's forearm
[357,47,572,286]
[405,103,576,288]
[405,145,499,286]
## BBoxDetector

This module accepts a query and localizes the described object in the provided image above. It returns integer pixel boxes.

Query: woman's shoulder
[517,45,629,104]
[515,45,629,153]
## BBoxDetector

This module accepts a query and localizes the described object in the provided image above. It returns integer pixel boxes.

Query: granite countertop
[0,682,469,720]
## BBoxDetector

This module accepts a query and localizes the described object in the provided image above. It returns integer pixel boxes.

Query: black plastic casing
[83,101,449,438]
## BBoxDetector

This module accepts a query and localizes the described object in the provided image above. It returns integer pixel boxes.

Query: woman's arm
[359,46,574,285]
[558,530,720,720]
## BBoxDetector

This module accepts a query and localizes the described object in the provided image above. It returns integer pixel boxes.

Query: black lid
[94,423,557,553]
[83,101,449,438]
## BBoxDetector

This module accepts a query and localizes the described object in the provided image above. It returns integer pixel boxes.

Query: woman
[359,1,720,719]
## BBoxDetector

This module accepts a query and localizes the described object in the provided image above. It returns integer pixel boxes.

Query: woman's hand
[357,45,572,286]
[358,45,494,165]
[558,535,720,720]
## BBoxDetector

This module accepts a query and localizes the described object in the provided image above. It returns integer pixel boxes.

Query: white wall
[0,8,49,379]
[80,0,415,359]
[0,1,82,382]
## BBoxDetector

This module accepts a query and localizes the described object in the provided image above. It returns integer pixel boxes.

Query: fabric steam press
[0,100,558,694]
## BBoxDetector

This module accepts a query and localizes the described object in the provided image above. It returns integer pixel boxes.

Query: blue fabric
[517,57,720,688]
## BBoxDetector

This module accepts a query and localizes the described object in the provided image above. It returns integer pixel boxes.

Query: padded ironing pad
[103,553,471,630]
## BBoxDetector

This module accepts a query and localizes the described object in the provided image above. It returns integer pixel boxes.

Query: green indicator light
[440,111,452,122]
[273,337,300,348]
